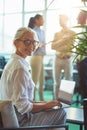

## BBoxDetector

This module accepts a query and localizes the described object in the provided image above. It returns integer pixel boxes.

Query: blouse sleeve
[12,68,34,115]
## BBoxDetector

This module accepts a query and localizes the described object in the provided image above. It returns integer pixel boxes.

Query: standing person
[30,14,46,101]
[0,27,66,129]
[77,10,87,100]
[51,15,75,100]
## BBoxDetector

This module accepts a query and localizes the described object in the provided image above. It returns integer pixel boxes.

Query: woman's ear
[14,40,19,48]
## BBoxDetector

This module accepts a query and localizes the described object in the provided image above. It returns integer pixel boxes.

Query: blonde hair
[13,27,34,42]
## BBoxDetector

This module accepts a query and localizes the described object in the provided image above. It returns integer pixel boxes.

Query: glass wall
[0,0,86,54]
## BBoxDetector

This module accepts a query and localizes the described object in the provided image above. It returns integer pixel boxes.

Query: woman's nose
[29,43,35,51]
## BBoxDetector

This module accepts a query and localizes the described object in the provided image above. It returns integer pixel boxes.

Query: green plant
[71,26,87,60]
[70,10,87,61]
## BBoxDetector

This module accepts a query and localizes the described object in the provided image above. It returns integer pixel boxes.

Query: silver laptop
[45,80,76,111]
[53,80,76,109]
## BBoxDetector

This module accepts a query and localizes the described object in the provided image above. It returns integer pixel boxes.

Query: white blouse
[0,54,35,115]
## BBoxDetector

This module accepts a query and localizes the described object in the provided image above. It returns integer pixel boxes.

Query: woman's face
[35,16,44,27]
[59,15,68,27]
[14,32,36,58]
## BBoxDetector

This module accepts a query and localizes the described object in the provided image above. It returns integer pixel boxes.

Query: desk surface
[65,107,84,125]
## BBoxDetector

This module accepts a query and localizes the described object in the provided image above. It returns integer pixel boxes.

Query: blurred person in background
[28,14,46,101]
[51,14,75,100]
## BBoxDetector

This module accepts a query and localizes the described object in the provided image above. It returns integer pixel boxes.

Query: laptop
[44,80,76,112]
[53,79,76,109]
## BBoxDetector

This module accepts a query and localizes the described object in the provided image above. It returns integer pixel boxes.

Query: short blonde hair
[13,27,34,42]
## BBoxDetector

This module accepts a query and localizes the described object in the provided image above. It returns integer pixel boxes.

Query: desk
[65,107,84,130]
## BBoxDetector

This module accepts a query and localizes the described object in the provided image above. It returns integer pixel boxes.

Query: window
[4,14,22,37]
[24,0,45,11]
[4,0,22,13]
[0,0,86,54]
[0,0,3,14]
[47,0,83,9]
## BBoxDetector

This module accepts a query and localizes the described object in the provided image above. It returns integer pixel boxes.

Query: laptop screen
[58,80,76,105]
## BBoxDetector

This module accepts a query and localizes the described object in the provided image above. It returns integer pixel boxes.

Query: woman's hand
[31,100,62,113]
[39,43,45,48]
[43,100,62,110]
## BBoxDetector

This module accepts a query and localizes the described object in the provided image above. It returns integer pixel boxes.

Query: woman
[51,15,75,100]
[29,14,46,101]
[0,27,66,129]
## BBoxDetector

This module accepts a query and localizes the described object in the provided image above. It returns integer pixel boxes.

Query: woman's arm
[31,100,62,113]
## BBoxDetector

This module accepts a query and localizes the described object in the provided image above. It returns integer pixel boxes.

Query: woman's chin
[27,51,33,56]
